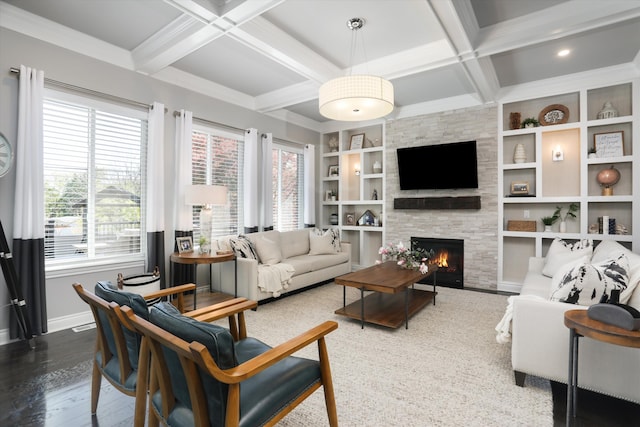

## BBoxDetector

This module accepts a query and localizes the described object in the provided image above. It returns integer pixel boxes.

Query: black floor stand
[0,221,35,349]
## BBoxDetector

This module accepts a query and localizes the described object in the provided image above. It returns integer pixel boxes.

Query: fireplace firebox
[411,237,464,289]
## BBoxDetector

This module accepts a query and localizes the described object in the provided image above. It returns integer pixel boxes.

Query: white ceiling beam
[133,0,284,74]
[475,1,640,57]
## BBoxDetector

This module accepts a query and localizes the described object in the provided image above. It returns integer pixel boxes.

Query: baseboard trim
[0,311,94,346]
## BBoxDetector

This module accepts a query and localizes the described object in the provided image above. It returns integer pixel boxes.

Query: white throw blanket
[495,294,546,344]
[257,263,295,297]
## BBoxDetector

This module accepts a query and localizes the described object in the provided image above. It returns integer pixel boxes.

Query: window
[192,126,243,241]
[43,93,148,264]
[272,144,304,231]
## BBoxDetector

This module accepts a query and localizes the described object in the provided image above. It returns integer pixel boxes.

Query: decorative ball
[596,165,620,188]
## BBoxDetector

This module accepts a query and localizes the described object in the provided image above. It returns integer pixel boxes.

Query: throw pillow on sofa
[252,234,282,265]
[591,239,640,304]
[542,238,593,278]
[549,253,629,306]
[309,230,338,255]
[230,235,259,260]
[312,228,341,253]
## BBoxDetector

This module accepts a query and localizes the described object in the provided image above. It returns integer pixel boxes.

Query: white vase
[513,143,526,163]
[560,221,567,233]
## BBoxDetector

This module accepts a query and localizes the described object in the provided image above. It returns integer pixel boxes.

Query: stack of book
[598,216,616,235]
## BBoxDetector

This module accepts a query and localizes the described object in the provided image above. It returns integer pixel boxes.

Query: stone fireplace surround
[383,104,499,291]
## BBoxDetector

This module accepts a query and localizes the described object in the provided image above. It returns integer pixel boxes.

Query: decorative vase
[199,242,211,254]
[513,143,526,163]
[596,165,621,196]
[509,112,521,130]
[330,213,338,225]
[560,221,567,233]
[372,160,382,174]
[544,225,552,232]
[597,101,618,119]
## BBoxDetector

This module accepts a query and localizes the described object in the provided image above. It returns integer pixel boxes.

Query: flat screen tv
[397,140,478,190]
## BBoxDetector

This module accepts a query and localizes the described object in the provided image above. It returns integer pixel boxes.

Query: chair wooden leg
[318,338,338,427]
[148,358,160,427]
[133,338,150,427]
[90,360,102,414]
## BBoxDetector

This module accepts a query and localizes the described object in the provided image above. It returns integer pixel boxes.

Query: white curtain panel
[261,133,273,230]
[146,102,165,279]
[303,144,316,227]
[146,102,165,232]
[174,110,193,232]
[13,65,45,239]
[243,128,259,232]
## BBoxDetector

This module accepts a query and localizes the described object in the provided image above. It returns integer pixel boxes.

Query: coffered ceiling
[2,0,639,131]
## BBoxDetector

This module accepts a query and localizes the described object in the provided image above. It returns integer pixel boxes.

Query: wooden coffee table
[334,261,438,329]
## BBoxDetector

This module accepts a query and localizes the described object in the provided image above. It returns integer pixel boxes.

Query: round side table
[564,309,640,426]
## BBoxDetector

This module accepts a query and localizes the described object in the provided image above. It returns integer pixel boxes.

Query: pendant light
[319,18,394,121]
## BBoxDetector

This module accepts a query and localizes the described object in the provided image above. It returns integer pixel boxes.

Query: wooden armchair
[119,301,339,427]
[73,281,253,426]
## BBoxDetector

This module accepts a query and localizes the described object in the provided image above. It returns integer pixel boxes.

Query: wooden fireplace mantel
[393,196,481,210]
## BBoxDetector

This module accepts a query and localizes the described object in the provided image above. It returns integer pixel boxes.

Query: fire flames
[434,249,457,272]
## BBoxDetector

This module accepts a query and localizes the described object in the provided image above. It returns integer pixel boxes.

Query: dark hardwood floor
[1,290,639,426]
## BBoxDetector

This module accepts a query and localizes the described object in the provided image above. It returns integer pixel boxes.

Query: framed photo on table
[176,236,193,253]
[594,131,624,158]
[349,133,364,150]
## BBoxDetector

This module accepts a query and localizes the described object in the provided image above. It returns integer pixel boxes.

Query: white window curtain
[173,110,194,284]
[303,144,316,227]
[261,133,273,231]
[12,64,46,338]
[146,102,165,285]
[243,128,259,233]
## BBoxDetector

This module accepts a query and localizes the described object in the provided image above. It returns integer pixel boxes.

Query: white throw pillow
[229,235,259,260]
[309,231,337,255]
[252,235,282,265]
[592,239,640,304]
[312,227,341,252]
[549,253,630,306]
[542,238,593,278]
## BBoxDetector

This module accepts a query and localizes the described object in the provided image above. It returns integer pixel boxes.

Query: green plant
[541,216,557,226]
[553,203,579,222]
[199,236,209,245]
[521,117,539,128]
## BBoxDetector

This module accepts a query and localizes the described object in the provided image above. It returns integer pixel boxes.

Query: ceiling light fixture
[557,49,571,57]
[319,18,394,121]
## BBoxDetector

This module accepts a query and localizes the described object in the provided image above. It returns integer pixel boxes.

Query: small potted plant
[541,215,558,232]
[199,236,211,254]
[330,190,337,201]
[553,203,579,233]
[521,117,539,128]
[588,147,597,159]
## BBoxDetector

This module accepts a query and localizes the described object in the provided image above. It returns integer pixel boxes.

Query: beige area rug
[220,283,553,427]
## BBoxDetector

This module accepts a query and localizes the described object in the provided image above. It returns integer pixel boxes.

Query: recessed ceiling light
[557,49,571,57]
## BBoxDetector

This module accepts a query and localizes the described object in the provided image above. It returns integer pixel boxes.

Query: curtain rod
[173,111,304,147]
[10,67,166,112]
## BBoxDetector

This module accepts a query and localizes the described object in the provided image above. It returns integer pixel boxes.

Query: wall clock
[0,133,13,178]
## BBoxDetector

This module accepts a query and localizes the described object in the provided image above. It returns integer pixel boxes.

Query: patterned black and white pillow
[312,227,341,253]
[549,253,629,306]
[230,235,259,260]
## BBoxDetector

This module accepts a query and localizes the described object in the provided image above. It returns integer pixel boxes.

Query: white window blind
[273,144,304,231]
[43,96,147,264]
[191,126,243,241]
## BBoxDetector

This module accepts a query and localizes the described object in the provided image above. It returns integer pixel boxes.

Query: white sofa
[215,228,351,303]
[509,239,640,403]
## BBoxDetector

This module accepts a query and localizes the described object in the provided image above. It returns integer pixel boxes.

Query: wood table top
[170,251,236,264]
[335,261,438,294]
[564,309,640,348]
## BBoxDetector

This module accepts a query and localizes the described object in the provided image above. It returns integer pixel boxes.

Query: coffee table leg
[567,328,579,426]
[405,287,409,329]
[360,287,365,329]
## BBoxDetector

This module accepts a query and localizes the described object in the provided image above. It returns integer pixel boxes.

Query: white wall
[0,28,319,342]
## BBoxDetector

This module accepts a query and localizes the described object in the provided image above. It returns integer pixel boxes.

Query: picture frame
[345,212,355,226]
[594,131,624,158]
[328,165,339,177]
[325,190,332,201]
[176,236,193,253]
[349,133,365,150]
[357,209,376,226]
[510,181,529,195]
